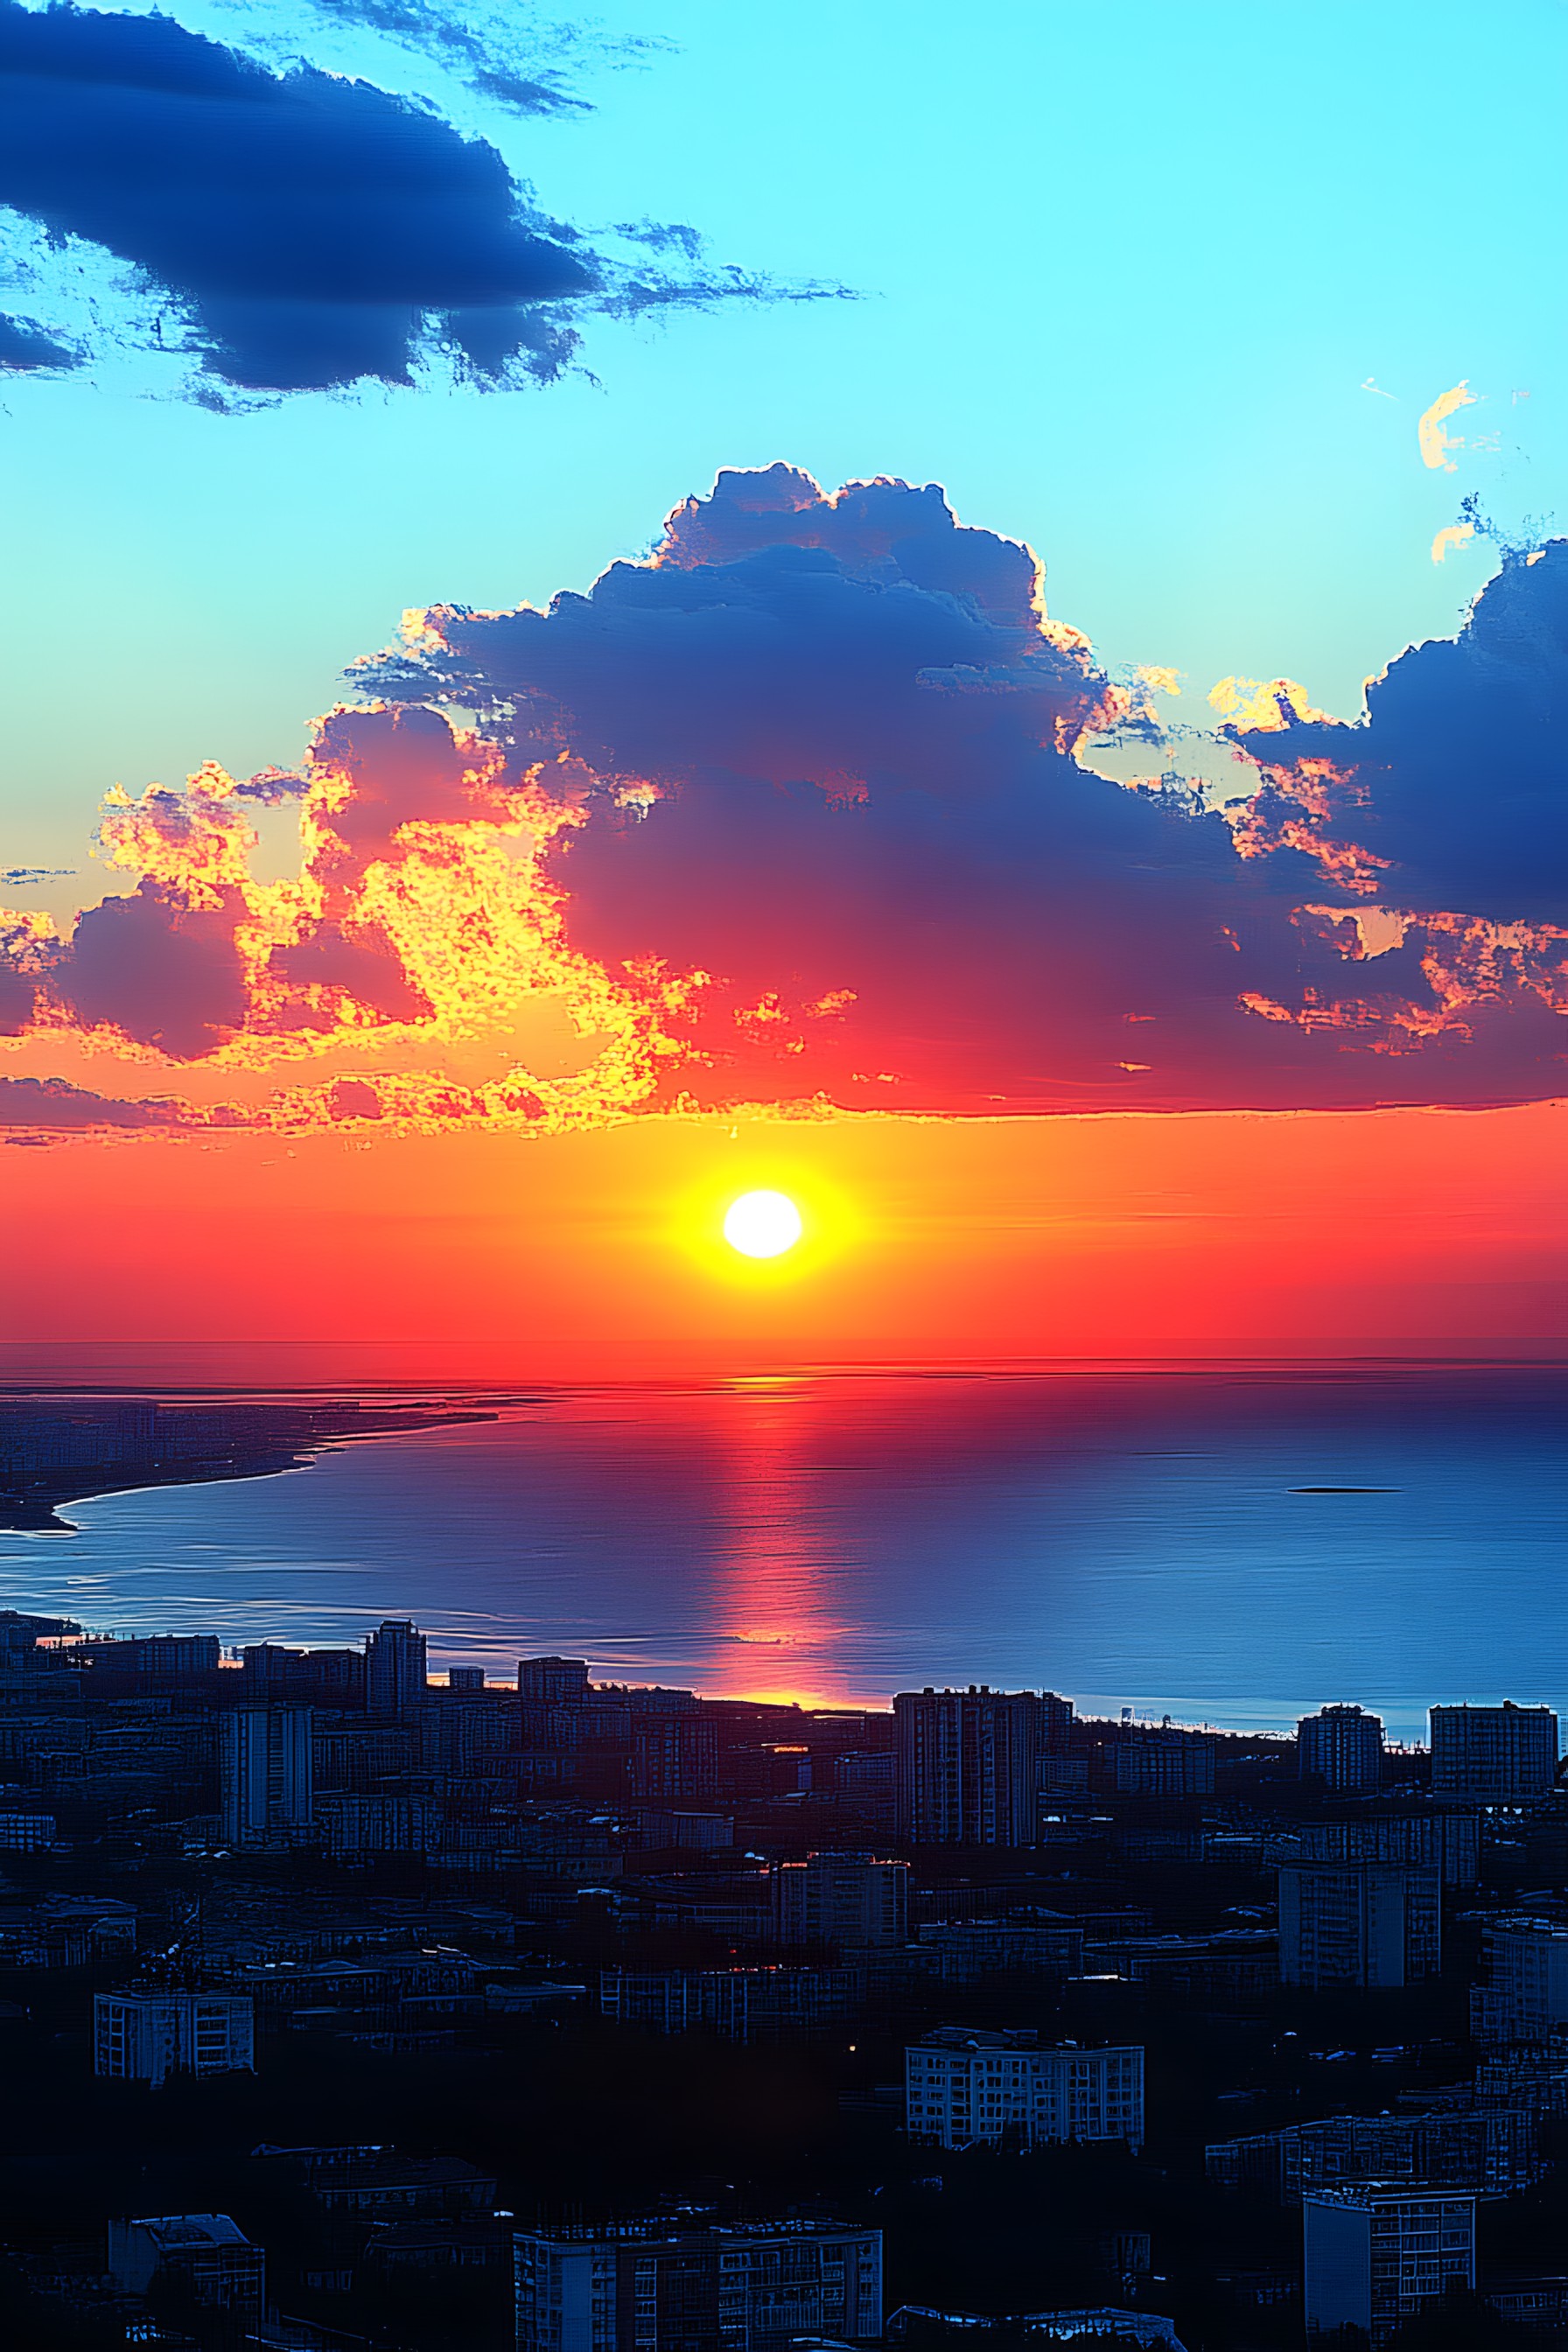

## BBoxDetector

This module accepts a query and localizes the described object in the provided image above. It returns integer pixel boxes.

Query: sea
[0,1362,1563,1740]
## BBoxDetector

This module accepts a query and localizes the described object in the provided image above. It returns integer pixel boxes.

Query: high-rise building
[906,2029,1144,2152]
[1302,2184,1474,2344]
[518,1656,591,1707]
[1471,1918,1568,2045]
[94,1990,255,2087]
[772,1852,909,1950]
[1429,1704,1558,1803]
[514,2220,882,2352]
[892,1686,1046,1847]
[1278,1862,1440,1990]
[219,1705,313,1847]
[366,1619,429,1721]
[1298,1704,1385,1795]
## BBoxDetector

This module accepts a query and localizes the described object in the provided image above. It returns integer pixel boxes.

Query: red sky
[2,1096,1560,1382]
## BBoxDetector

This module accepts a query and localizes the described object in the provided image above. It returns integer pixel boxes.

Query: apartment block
[1471,1917,1568,2045]
[772,1852,909,1949]
[1297,1704,1385,1795]
[893,1686,1052,1847]
[514,2220,882,2352]
[1303,2184,1474,2344]
[1429,1704,1558,1803]
[906,2028,1144,2152]
[94,1988,256,2086]
[1278,1861,1440,1989]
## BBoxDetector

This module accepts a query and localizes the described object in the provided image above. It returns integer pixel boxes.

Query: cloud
[4,468,1566,1130]
[1233,542,1568,928]
[354,466,1568,1115]
[0,2,809,395]
[1418,380,1478,472]
[282,0,667,118]
[0,1074,192,1128]
[0,307,80,369]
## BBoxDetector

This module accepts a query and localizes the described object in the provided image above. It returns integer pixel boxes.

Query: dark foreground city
[0,1610,1565,2350]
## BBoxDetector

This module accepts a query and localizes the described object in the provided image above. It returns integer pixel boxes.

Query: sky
[0,0,1564,1374]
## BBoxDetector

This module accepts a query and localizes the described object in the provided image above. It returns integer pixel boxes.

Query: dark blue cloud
[0,2,782,394]
[1236,543,1568,928]
[359,466,1568,1114]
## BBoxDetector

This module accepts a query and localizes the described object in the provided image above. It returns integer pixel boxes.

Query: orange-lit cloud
[1418,380,1480,470]
[2,468,1565,1136]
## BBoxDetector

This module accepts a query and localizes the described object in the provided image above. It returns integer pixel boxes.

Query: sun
[723,1189,804,1260]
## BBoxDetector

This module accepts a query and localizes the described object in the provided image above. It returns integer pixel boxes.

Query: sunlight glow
[723,1190,804,1259]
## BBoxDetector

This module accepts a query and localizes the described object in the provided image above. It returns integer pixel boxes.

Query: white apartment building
[94,1988,255,2087]
[1303,2183,1474,2344]
[905,2029,1144,2152]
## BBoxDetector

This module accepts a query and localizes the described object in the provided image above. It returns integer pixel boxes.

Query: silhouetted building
[906,2028,1144,2152]
[773,1852,908,1949]
[1284,1810,1480,1886]
[1471,1918,1568,2045]
[1208,2108,1540,2202]
[600,1964,862,2040]
[1278,1861,1440,1989]
[95,1989,255,2086]
[108,2214,265,2328]
[1115,1731,1215,1797]
[518,1656,591,1707]
[514,2219,882,2352]
[1298,1704,1384,1795]
[449,1665,486,1691]
[632,1712,718,1802]
[1302,2184,1474,2345]
[1430,1703,1558,1802]
[893,1686,1047,1846]
[220,1704,313,1847]
[367,1618,429,1720]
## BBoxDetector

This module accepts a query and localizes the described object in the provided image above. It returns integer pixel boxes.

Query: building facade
[1303,2184,1474,2344]
[892,1687,1049,1847]
[1297,1704,1385,1795]
[366,1618,430,1721]
[1429,1704,1558,1803]
[94,1988,256,2086]
[1471,1918,1568,2045]
[773,1852,909,1950]
[514,2221,882,2352]
[219,1704,313,1847]
[906,2029,1144,2152]
[1277,1861,1440,1989]
[600,1965,862,2041]
[108,2214,264,2327]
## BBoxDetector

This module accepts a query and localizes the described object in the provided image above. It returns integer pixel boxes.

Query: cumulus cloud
[360,466,1568,1113]
[3,468,1565,1130]
[1234,542,1568,926]
[0,2,813,395]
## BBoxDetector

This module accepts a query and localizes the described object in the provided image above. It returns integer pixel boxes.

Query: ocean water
[0,1365,1563,1740]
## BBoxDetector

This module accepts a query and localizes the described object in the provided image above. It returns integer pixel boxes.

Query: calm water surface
[0,1366,1562,1739]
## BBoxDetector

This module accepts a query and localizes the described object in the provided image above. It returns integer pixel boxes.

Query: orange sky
[2,1096,1562,1382]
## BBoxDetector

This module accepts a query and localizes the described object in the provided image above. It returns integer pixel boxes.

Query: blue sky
[2,0,1564,892]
